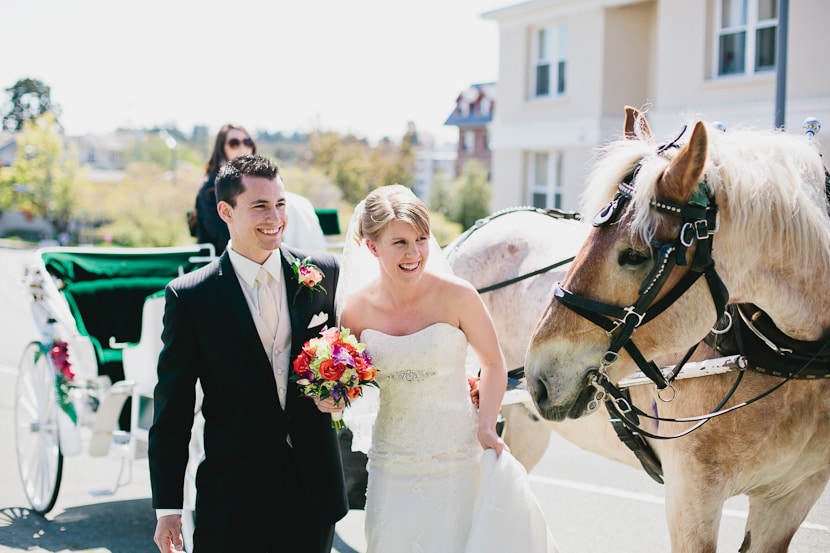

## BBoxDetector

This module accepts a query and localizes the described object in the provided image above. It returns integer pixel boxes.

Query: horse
[446,206,672,474]
[521,106,830,553]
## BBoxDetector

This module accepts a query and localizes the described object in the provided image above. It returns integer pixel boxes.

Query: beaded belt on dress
[385,370,436,382]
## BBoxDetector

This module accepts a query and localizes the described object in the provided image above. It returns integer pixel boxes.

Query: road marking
[529,474,829,532]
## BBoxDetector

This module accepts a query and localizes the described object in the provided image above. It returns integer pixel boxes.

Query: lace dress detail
[360,322,560,553]
[361,323,480,553]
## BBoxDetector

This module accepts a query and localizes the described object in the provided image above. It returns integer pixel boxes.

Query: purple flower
[331,344,355,367]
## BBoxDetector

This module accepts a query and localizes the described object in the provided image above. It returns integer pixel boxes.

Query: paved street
[0,245,827,552]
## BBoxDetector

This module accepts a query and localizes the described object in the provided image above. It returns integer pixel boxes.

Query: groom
[149,154,348,553]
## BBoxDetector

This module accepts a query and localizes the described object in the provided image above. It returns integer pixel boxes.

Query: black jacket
[149,246,348,533]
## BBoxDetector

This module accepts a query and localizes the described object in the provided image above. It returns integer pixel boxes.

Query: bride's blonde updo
[356,184,430,243]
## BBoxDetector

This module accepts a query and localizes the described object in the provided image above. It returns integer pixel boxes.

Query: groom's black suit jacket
[149,246,348,533]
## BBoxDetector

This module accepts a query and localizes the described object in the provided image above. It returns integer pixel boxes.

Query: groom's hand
[154,514,183,552]
[467,376,481,408]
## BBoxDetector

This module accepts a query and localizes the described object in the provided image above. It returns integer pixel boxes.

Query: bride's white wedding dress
[359,322,558,553]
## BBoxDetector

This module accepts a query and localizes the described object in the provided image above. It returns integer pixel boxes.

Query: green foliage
[429,160,492,231]
[309,125,417,205]
[0,113,82,234]
[430,211,463,247]
[281,165,343,209]
[2,78,61,131]
[449,160,491,229]
[428,171,454,219]
[74,162,202,247]
[123,131,204,170]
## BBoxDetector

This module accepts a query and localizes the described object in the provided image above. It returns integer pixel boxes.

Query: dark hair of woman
[205,123,257,175]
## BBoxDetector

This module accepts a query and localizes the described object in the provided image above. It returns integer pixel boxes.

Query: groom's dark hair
[215,154,280,207]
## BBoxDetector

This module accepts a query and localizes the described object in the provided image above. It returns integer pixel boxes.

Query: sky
[1,0,515,144]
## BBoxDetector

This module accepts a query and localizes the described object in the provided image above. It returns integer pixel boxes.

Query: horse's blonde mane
[581,123,830,275]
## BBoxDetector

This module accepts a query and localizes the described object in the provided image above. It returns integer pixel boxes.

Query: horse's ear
[657,121,708,204]
[624,106,653,142]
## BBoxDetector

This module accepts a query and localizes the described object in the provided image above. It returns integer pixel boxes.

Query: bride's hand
[477,426,508,457]
[314,397,346,414]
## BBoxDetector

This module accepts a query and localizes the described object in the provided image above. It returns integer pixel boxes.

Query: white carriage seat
[122,293,165,398]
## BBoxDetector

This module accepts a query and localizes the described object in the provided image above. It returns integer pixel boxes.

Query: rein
[446,206,582,382]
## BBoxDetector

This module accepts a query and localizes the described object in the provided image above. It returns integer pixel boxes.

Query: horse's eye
[619,249,649,266]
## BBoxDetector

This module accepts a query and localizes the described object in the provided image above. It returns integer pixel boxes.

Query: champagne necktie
[255,268,278,339]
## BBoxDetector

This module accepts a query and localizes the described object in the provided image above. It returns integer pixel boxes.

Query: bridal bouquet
[292,327,378,429]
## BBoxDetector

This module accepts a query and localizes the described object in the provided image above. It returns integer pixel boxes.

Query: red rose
[293,353,312,378]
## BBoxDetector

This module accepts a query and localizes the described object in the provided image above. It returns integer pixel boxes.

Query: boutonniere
[291,256,327,300]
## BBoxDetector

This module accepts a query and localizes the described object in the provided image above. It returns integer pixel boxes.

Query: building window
[533,25,567,98]
[463,131,475,154]
[717,0,777,76]
[529,152,562,209]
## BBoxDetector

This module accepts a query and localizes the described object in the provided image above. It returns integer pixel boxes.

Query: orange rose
[319,359,345,381]
[359,366,377,381]
[347,386,362,399]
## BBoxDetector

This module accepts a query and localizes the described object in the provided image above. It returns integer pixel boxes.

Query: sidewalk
[334,510,366,553]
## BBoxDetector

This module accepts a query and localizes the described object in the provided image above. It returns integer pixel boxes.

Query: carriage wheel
[15,341,64,514]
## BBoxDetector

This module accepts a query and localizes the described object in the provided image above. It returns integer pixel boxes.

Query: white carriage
[15,201,339,548]
[15,244,215,515]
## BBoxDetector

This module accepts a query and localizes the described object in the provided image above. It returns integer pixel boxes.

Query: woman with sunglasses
[193,124,328,255]
[193,123,256,255]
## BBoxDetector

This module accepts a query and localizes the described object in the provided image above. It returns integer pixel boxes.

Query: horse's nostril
[530,375,549,406]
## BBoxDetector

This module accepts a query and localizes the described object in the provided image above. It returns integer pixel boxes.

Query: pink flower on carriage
[50,340,75,383]
[42,339,77,423]
[291,327,378,429]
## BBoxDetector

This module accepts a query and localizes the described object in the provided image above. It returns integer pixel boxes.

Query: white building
[484,0,830,212]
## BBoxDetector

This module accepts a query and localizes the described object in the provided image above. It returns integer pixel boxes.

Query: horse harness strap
[603,391,664,484]
[705,304,830,379]
[555,163,727,390]
[477,256,575,294]
[447,205,582,380]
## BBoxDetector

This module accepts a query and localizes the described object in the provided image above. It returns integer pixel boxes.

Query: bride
[338,185,558,553]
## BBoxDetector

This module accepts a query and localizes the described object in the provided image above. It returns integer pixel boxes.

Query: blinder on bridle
[554,138,729,400]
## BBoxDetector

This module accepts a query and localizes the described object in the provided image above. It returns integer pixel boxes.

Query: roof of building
[444,82,496,127]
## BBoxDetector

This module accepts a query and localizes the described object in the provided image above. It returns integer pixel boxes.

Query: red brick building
[444,82,494,178]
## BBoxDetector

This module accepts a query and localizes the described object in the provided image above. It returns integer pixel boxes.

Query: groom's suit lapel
[279,247,305,344]
[216,253,262,350]
[215,253,285,405]
[280,247,305,415]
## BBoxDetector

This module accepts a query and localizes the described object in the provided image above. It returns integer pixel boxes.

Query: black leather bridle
[554,158,729,401]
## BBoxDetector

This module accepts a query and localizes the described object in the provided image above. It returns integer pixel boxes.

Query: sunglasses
[226,137,254,149]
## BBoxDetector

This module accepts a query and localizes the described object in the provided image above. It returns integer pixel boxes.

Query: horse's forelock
[582,138,667,245]
[585,123,830,276]
[581,140,653,218]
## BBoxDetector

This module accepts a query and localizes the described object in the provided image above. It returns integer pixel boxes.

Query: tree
[428,170,454,218]
[0,113,81,235]
[309,125,417,206]
[448,160,491,229]
[309,130,374,205]
[74,161,202,246]
[2,78,61,131]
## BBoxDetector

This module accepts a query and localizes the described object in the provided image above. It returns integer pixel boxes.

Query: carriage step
[88,380,135,457]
